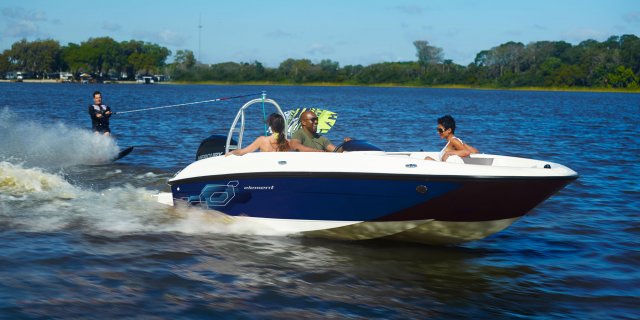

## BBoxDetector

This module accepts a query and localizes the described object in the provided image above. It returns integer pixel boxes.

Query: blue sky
[1,0,638,67]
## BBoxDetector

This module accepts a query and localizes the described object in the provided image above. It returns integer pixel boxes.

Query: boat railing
[226,94,287,154]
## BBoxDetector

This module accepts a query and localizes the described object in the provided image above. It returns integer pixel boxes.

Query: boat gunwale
[169,171,579,186]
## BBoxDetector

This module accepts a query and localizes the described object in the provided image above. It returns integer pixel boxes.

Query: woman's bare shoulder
[258,136,277,151]
[450,137,465,149]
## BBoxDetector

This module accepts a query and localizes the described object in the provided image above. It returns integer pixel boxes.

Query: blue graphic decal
[188,181,239,207]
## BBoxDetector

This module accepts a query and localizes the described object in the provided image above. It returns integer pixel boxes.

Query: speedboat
[158,95,578,245]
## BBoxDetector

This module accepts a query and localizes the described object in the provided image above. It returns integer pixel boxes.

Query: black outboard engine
[195,134,236,160]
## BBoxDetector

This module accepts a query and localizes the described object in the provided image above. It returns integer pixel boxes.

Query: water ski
[113,146,134,161]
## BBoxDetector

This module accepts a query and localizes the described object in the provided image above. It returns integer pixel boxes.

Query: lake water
[0,83,638,319]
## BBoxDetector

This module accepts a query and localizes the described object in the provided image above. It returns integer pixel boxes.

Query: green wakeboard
[285,108,338,134]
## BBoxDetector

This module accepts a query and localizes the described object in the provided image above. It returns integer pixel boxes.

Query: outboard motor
[195,134,236,160]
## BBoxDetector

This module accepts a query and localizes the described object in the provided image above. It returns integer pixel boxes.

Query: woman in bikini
[226,113,290,156]
[426,115,478,162]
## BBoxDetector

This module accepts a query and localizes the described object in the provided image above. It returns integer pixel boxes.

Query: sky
[1,0,638,67]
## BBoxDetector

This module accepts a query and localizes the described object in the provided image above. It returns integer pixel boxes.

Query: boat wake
[0,108,282,235]
[0,107,286,238]
[0,109,293,238]
[0,108,120,168]
[0,161,284,236]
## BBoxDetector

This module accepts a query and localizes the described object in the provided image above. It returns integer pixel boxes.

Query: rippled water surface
[1,83,638,319]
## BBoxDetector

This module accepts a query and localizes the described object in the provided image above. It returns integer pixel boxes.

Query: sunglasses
[307,117,319,122]
[437,127,445,133]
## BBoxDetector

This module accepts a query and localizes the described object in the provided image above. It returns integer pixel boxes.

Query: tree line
[0,37,170,80]
[2,34,639,89]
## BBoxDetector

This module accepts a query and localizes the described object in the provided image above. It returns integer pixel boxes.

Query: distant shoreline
[1,79,637,94]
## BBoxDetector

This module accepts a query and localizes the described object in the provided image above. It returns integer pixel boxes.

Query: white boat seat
[462,157,494,166]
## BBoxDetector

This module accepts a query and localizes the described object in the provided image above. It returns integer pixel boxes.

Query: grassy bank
[2,79,638,93]
[167,80,640,93]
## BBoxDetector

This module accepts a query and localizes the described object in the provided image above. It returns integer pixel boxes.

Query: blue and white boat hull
[165,152,577,245]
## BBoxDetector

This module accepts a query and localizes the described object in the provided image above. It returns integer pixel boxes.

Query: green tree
[0,50,11,77]
[210,62,242,81]
[414,40,444,65]
[414,40,444,73]
[118,40,170,77]
[522,41,571,72]
[607,66,638,88]
[120,40,145,78]
[81,37,122,76]
[319,59,339,82]
[254,60,265,77]
[619,34,640,75]
[340,64,364,82]
[174,49,196,69]
[553,64,584,87]
[484,41,525,77]
[7,39,62,77]
[123,41,170,75]
[278,58,317,82]
[573,39,613,86]
[61,42,90,76]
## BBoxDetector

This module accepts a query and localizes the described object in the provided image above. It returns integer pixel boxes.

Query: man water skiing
[88,91,112,135]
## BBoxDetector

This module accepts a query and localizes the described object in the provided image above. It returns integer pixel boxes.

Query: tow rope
[113,92,264,115]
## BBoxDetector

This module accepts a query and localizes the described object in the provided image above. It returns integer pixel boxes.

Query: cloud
[4,19,39,38]
[352,51,397,66]
[1,6,48,39]
[532,24,547,31]
[504,29,522,37]
[390,5,424,14]
[563,28,608,42]
[228,48,264,64]
[1,7,47,21]
[623,11,640,23]
[307,43,335,56]
[445,47,477,65]
[102,21,122,32]
[158,30,187,46]
[265,29,294,38]
[445,28,460,37]
[132,29,187,47]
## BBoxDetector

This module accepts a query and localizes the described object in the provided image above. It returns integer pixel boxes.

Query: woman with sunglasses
[425,115,479,162]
